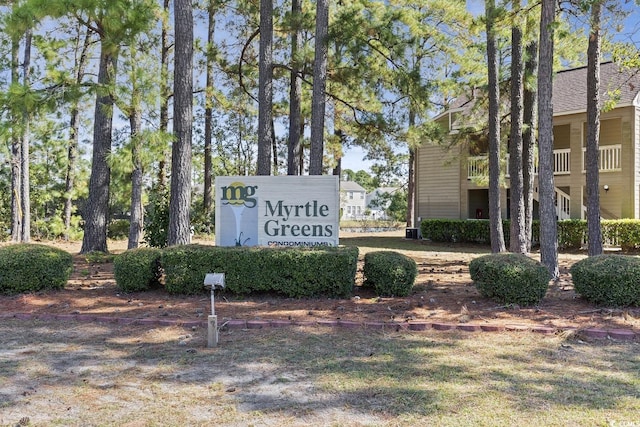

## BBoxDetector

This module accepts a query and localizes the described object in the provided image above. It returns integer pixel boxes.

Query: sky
[341,146,376,173]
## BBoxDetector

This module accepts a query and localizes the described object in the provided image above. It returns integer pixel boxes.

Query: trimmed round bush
[570,254,640,306]
[114,247,163,292]
[363,251,418,297]
[0,244,73,294]
[469,253,550,306]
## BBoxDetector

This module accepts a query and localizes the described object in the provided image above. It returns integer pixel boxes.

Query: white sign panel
[215,176,340,247]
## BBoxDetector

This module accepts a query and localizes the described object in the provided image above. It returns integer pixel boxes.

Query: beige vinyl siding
[553,124,571,150]
[616,110,634,218]
[416,144,461,219]
[582,117,622,147]
[636,106,640,218]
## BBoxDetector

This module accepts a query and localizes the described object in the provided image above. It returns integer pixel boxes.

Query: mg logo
[220,182,258,208]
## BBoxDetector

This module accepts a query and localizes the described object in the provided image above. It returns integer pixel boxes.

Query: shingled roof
[435,61,640,121]
[554,61,640,114]
[340,180,366,192]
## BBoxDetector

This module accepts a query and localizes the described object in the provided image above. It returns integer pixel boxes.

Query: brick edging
[1,312,638,341]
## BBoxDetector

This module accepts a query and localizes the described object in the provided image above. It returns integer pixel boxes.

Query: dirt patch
[1,232,639,332]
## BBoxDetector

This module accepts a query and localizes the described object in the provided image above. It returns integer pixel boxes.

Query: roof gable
[340,181,366,192]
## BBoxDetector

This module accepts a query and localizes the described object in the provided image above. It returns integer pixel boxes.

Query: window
[349,192,353,199]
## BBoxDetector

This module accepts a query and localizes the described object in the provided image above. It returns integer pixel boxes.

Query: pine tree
[309,0,329,175]
[168,0,194,246]
[486,0,506,253]
[538,0,559,278]
[509,0,526,253]
[586,0,603,256]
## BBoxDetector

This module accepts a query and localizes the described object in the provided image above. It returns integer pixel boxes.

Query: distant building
[340,181,367,220]
[415,61,640,222]
[366,187,400,220]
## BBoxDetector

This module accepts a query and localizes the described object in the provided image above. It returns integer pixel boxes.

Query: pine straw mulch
[2,235,639,335]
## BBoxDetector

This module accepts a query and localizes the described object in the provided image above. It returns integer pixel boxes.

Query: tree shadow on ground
[1,320,638,425]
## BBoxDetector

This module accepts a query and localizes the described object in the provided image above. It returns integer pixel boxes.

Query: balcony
[467,145,621,179]
[582,144,621,172]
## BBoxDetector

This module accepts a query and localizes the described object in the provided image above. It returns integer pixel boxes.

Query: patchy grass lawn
[1,319,638,426]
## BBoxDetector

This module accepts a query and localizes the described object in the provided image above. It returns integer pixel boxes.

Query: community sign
[215,176,340,247]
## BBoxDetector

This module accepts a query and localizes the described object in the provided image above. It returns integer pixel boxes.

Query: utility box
[405,228,419,239]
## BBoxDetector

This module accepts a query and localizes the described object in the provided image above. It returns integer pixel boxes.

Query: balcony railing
[582,144,621,172]
[553,149,571,175]
[467,156,489,179]
[467,145,621,179]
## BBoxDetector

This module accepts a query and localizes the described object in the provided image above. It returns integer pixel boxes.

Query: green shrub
[143,189,170,248]
[363,251,417,297]
[114,248,163,292]
[421,219,467,243]
[108,219,131,240]
[570,255,640,306]
[0,244,73,294]
[604,219,640,251]
[420,219,518,245]
[421,218,640,251]
[161,245,358,298]
[469,253,550,306]
[84,251,115,264]
[557,219,586,250]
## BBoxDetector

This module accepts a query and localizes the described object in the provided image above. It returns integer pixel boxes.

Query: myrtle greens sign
[215,176,340,247]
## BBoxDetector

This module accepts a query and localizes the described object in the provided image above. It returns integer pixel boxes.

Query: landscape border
[2,312,637,341]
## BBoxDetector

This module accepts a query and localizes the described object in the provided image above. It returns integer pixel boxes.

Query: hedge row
[0,243,417,298]
[421,218,640,250]
[113,247,163,292]
[3,243,636,307]
[114,245,420,298]
[160,245,359,298]
[113,245,360,298]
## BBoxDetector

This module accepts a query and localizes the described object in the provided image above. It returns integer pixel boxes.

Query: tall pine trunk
[64,28,92,241]
[509,0,526,253]
[537,0,559,278]
[586,1,603,256]
[10,35,21,242]
[309,0,329,175]
[168,0,194,246]
[128,108,144,249]
[407,109,416,228]
[20,28,32,242]
[288,0,302,175]
[80,46,118,254]
[486,0,506,253]
[257,0,273,175]
[158,0,171,189]
[523,36,538,251]
[203,0,216,226]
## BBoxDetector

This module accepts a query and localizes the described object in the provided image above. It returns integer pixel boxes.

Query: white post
[210,287,215,316]
[207,315,218,347]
